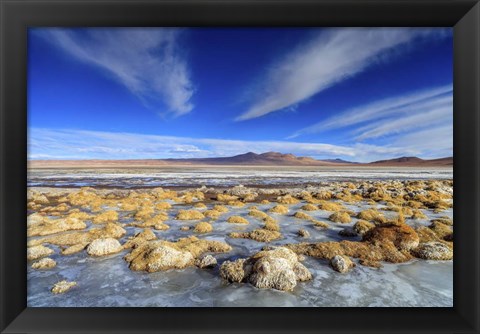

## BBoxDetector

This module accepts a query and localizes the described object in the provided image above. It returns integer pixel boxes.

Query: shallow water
[28,167,453,188]
[27,200,453,307]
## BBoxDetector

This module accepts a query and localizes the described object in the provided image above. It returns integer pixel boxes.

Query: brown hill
[29,152,343,168]
[28,153,453,168]
[164,151,327,166]
[368,156,453,167]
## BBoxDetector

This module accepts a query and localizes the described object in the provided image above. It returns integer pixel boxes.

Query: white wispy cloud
[391,124,453,159]
[28,127,452,162]
[288,84,452,139]
[28,128,355,160]
[41,28,194,116]
[236,28,448,121]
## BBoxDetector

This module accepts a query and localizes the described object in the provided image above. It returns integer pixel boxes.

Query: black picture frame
[1,0,479,333]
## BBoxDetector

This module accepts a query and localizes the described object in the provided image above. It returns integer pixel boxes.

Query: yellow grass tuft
[227,216,250,224]
[176,210,205,220]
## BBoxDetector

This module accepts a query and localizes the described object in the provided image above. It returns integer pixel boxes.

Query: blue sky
[28,27,453,162]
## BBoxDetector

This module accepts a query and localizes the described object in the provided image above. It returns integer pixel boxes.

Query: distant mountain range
[368,156,453,167]
[29,151,453,168]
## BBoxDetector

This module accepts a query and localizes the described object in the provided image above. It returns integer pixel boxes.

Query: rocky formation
[297,229,310,238]
[51,280,77,294]
[27,245,54,261]
[413,242,453,260]
[220,247,312,291]
[195,254,217,268]
[31,257,57,270]
[330,255,355,273]
[86,238,123,256]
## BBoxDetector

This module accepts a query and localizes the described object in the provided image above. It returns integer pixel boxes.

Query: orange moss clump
[428,221,452,240]
[362,223,419,251]
[287,223,420,268]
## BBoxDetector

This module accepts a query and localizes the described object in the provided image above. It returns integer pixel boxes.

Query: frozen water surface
[28,166,453,188]
[27,168,453,307]
[27,199,453,307]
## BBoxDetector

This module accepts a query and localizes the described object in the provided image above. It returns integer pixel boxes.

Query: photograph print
[27,27,453,307]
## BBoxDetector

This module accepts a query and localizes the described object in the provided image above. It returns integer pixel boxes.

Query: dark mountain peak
[371,156,423,164]
[260,151,298,159]
[260,151,282,157]
[238,152,259,157]
[323,158,355,164]
[396,156,423,162]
